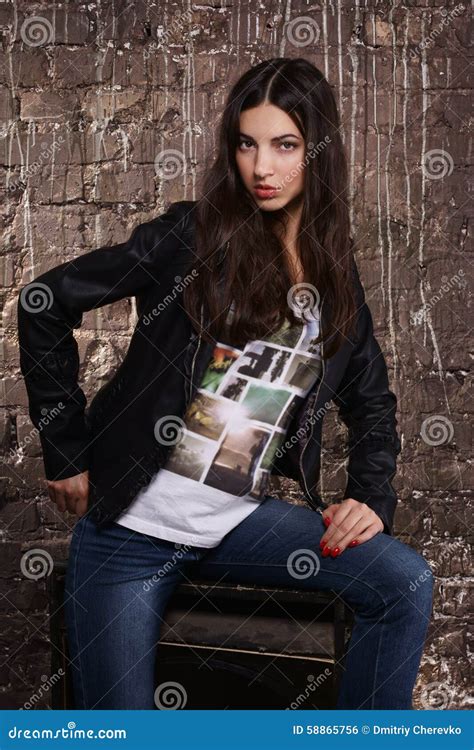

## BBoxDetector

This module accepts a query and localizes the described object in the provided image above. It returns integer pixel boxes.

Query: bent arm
[17,201,188,482]
[332,261,401,535]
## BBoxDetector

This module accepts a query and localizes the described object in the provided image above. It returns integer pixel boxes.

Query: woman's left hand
[319,498,384,557]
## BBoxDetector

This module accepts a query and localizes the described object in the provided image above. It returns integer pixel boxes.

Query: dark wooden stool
[47,560,354,709]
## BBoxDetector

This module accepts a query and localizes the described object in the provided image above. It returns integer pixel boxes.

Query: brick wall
[1,2,471,709]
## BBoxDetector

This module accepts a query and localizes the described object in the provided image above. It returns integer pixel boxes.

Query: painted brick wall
[1,2,471,709]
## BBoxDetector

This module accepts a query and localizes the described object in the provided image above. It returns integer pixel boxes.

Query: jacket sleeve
[331,258,401,535]
[17,201,188,482]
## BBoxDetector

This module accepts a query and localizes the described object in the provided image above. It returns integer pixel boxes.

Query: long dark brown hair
[183,57,358,359]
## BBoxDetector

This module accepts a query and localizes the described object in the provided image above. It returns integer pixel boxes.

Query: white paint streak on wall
[419,19,442,377]
[235,2,241,64]
[348,0,360,231]
[322,1,329,80]
[402,10,412,257]
[418,17,462,486]
[23,121,34,277]
[279,0,292,57]
[370,13,385,307]
[49,127,58,203]
[337,0,344,144]
[117,127,130,173]
[92,5,111,335]
[183,28,197,198]
[384,5,398,377]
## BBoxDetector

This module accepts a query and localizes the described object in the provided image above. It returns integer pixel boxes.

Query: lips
[254,185,278,198]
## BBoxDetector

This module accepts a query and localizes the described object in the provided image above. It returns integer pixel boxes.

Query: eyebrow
[238,132,302,141]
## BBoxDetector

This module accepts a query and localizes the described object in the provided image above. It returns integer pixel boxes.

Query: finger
[46,483,56,505]
[333,516,374,553]
[53,490,67,513]
[320,505,358,549]
[320,504,341,541]
[348,522,384,547]
[321,511,334,530]
[75,495,88,518]
[64,492,78,515]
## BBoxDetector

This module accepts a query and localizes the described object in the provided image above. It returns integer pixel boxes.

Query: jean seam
[195,558,388,612]
[370,603,385,709]
[71,516,89,709]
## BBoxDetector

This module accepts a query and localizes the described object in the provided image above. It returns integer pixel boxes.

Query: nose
[254,147,275,181]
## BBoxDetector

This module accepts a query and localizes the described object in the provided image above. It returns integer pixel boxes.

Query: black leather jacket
[17,200,401,535]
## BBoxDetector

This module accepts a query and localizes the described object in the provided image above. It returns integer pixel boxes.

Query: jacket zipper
[299,293,326,511]
[188,302,204,403]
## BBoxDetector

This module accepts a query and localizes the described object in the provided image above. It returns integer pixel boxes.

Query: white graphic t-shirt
[115,301,322,547]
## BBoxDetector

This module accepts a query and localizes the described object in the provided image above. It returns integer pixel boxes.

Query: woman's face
[235,103,306,212]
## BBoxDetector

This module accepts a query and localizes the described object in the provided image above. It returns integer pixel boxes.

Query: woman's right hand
[45,470,89,517]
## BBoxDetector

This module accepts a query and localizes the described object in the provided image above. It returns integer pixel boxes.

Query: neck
[270,197,305,284]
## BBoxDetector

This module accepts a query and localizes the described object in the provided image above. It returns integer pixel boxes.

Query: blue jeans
[64,495,434,710]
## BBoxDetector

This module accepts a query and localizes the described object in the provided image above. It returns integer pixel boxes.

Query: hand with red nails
[319,498,384,557]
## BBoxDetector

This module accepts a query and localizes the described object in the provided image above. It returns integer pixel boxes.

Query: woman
[17,57,434,710]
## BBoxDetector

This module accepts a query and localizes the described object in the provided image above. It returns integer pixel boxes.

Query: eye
[238,139,254,150]
[280,141,297,151]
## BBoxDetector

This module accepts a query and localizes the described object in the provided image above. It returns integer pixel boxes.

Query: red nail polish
[349,540,359,547]
[322,546,331,556]
[323,517,331,527]
[331,547,340,557]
